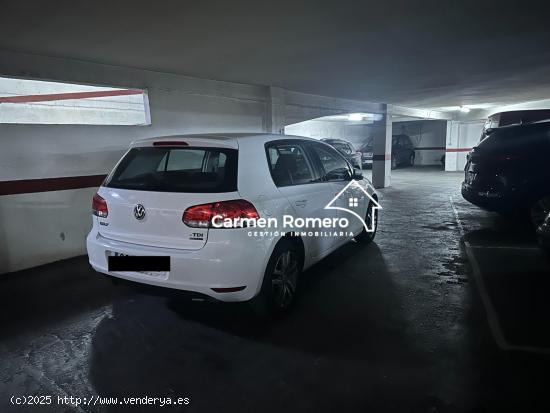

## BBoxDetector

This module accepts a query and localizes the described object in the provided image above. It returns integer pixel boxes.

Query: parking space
[2,167,550,412]
[452,196,550,351]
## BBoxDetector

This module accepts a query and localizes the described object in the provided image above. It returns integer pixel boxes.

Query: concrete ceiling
[1,0,550,108]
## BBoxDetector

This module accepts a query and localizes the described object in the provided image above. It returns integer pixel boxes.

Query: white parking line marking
[469,245,540,251]
[449,195,550,355]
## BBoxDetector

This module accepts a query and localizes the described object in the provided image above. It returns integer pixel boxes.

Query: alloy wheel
[364,202,378,241]
[271,251,298,309]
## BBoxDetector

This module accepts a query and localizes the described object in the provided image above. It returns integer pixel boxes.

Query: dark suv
[480,109,550,142]
[358,134,415,169]
[462,120,550,227]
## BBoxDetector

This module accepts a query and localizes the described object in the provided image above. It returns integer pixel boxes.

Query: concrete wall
[0,51,267,274]
[445,121,484,171]
[392,120,446,166]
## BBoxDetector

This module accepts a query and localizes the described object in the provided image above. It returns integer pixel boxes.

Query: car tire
[354,200,379,244]
[530,195,550,229]
[251,239,302,316]
[409,153,415,167]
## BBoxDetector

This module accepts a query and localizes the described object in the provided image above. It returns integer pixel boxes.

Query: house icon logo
[324,180,381,233]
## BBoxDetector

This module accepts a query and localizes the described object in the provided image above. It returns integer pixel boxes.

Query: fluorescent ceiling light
[348,113,364,121]
[459,106,471,113]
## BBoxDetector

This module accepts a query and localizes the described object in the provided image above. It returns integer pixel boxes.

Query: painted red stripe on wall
[413,147,472,152]
[0,175,107,196]
[414,146,446,151]
[446,148,472,152]
[372,154,392,161]
[0,89,143,104]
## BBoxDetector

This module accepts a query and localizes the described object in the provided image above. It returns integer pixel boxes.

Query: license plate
[107,251,169,278]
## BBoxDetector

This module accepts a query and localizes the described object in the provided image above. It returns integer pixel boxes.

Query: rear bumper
[86,230,271,302]
[461,182,509,212]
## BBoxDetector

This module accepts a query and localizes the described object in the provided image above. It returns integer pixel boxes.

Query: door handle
[294,200,308,207]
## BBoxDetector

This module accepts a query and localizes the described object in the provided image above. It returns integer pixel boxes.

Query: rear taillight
[92,193,108,218]
[182,199,259,228]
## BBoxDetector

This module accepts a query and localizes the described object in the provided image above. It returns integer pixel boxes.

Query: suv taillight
[92,193,108,218]
[182,199,259,228]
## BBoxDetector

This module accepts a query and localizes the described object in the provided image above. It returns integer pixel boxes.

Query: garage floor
[2,167,550,412]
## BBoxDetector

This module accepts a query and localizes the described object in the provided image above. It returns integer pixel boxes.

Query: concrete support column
[265,86,286,134]
[371,107,392,188]
[445,120,460,171]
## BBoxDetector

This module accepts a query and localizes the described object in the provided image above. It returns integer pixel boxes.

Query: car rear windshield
[331,142,353,155]
[360,138,373,151]
[104,147,238,193]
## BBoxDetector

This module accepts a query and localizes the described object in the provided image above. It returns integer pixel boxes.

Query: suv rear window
[105,147,238,193]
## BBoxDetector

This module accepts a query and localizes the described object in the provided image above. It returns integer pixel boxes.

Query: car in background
[87,134,379,314]
[462,120,550,228]
[480,109,550,142]
[358,134,415,169]
[538,212,550,256]
[320,138,362,169]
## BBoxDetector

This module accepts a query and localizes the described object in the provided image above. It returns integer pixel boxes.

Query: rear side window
[266,143,315,187]
[105,147,237,193]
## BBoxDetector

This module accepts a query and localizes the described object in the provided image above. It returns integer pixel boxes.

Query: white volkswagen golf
[87,133,379,312]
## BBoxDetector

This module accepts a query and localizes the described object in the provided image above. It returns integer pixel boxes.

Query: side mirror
[352,168,363,180]
[326,168,354,181]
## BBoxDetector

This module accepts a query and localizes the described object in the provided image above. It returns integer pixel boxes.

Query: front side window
[310,143,352,181]
[105,147,237,193]
[266,142,315,187]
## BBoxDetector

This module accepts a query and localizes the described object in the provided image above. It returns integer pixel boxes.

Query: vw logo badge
[133,204,146,220]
